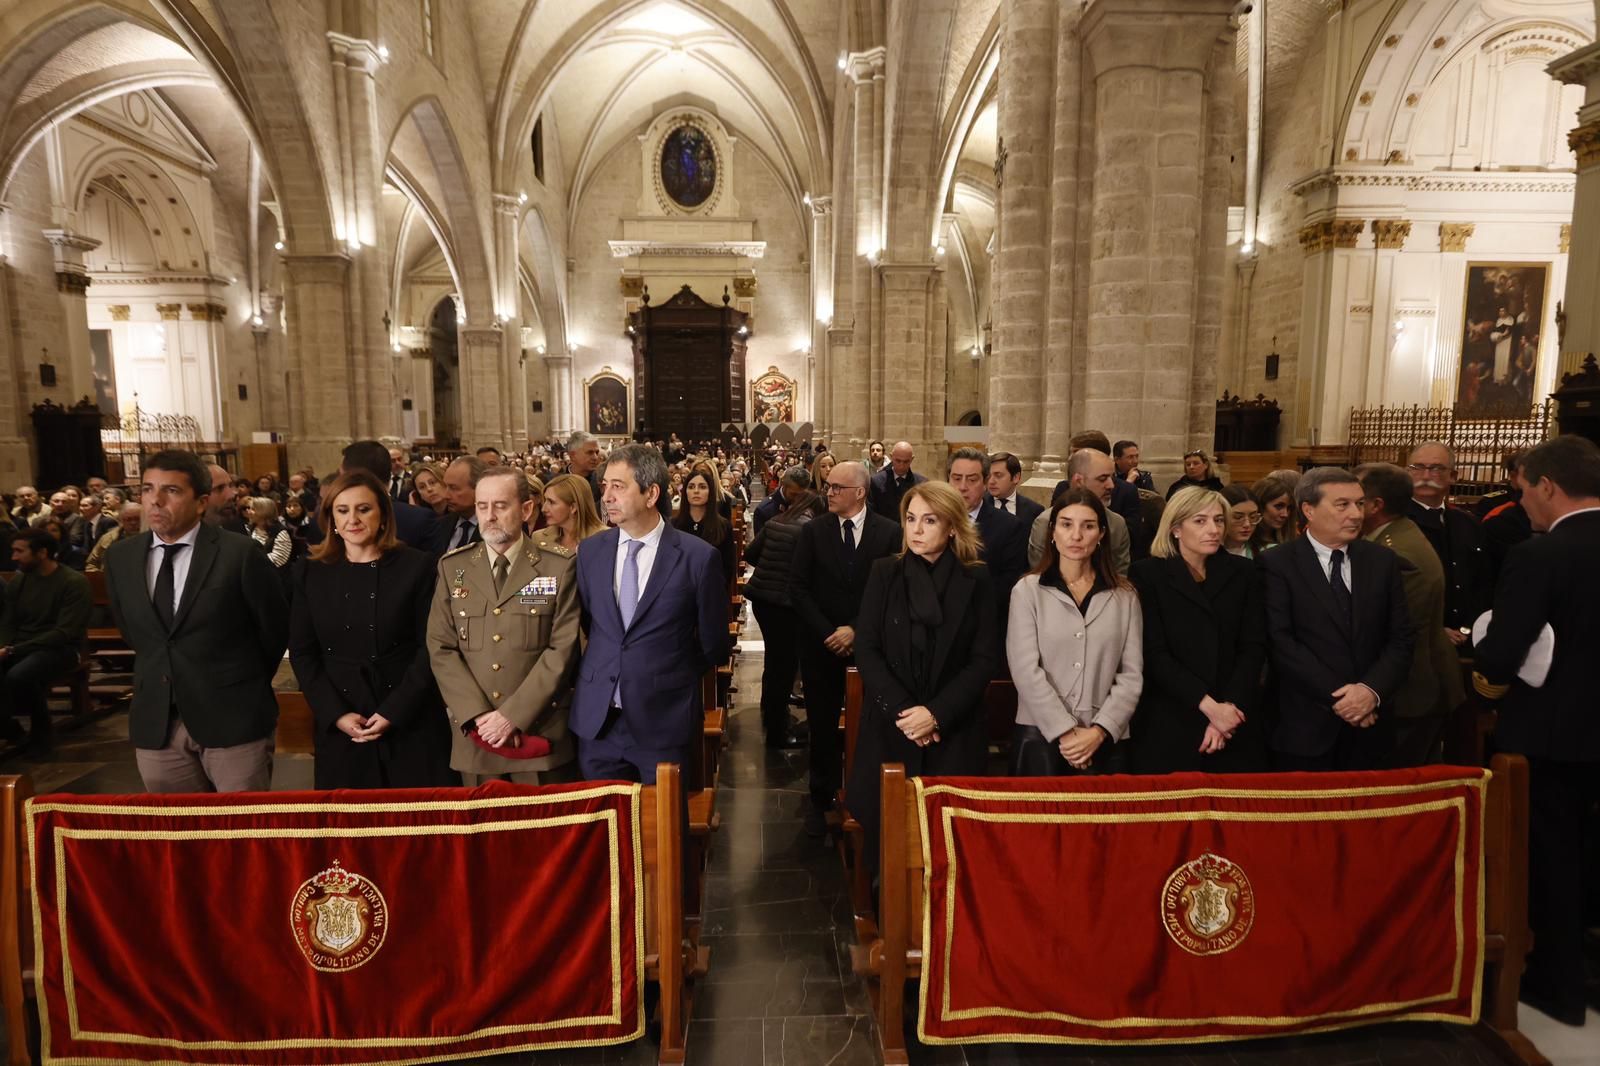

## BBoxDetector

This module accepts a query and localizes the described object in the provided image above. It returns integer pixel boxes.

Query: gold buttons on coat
[493,607,502,616]
[492,691,501,700]
[491,663,501,671]
[492,634,502,642]
[458,610,466,617]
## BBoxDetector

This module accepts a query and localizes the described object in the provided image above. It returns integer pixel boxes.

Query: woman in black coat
[1128,486,1268,773]
[744,490,824,747]
[288,470,458,790]
[847,481,1000,872]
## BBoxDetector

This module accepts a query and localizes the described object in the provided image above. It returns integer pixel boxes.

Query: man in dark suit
[386,447,414,503]
[1358,463,1463,766]
[571,444,730,784]
[105,450,289,792]
[1404,442,1491,655]
[949,448,1028,601]
[753,465,809,537]
[427,455,487,555]
[1113,440,1155,492]
[66,494,116,566]
[868,440,926,519]
[565,431,606,510]
[985,451,1044,526]
[789,459,901,834]
[1261,467,1414,771]
[1473,435,1600,1026]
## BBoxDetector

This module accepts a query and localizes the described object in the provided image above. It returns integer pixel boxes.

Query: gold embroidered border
[913,780,1484,1046]
[29,787,646,1064]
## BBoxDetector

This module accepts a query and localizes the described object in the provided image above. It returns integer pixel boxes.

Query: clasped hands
[823,625,855,657]
[1331,683,1379,728]
[896,705,939,748]
[472,710,518,748]
[1198,695,1245,755]
[335,711,393,743]
[1057,724,1105,769]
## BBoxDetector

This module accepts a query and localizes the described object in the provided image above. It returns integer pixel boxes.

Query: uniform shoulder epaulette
[441,542,477,560]
[538,540,574,559]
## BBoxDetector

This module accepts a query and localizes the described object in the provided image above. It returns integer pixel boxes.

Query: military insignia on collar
[451,570,469,599]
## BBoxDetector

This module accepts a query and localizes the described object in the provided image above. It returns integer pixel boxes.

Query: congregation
[0,427,1596,1032]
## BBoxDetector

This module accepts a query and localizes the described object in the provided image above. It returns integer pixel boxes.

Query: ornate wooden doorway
[627,285,748,442]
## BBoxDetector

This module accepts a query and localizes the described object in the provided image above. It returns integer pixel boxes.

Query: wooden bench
[853,756,1544,1066]
[0,766,701,1066]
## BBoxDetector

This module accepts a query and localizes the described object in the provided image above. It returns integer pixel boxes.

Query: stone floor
[4,625,1595,1065]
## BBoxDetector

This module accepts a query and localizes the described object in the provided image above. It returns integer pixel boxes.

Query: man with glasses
[788,461,900,836]
[1404,442,1491,654]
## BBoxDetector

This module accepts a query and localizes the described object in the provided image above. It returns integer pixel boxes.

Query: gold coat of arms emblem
[1160,852,1255,956]
[290,860,389,972]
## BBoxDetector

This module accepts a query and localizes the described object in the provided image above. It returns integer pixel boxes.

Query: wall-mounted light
[737,324,750,337]
[837,53,848,70]
[273,240,285,251]
[518,191,528,204]
[534,344,546,355]
[1240,241,1254,255]
[392,342,402,353]
[935,245,946,257]
[250,314,264,327]
[376,44,390,62]
[803,192,812,206]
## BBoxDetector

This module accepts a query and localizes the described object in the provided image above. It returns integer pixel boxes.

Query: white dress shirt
[1305,533,1354,588]
[838,506,866,546]
[146,523,203,615]
[613,514,666,601]
[994,494,1018,515]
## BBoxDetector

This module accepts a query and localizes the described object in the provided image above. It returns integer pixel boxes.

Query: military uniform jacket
[427,537,580,774]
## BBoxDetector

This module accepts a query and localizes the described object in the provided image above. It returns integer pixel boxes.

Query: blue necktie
[614,539,645,707]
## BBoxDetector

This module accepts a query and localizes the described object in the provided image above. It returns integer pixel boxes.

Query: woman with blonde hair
[1128,486,1267,773]
[524,474,547,532]
[810,451,836,495]
[245,496,294,568]
[846,480,999,871]
[536,473,605,551]
[1007,487,1142,776]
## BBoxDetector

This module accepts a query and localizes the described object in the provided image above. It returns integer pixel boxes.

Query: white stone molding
[606,240,766,259]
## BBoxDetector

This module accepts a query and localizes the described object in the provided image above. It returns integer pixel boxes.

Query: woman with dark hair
[1006,487,1142,776]
[1250,474,1299,551]
[673,467,736,592]
[1166,450,1225,499]
[1220,483,1262,559]
[743,487,825,748]
[847,481,1000,870]
[253,474,283,504]
[288,470,457,789]
[1128,486,1267,773]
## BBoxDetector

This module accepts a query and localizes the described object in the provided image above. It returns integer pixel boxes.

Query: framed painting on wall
[1456,263,1548,417]
[585,368,630,437]
[750,367,796,424]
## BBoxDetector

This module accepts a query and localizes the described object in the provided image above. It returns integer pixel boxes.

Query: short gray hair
[1408,440,1456,467]
[605,444,669,501]
[1295,466,1360,511]
[780,465,811,489]
[478,465,531,503]
[832,460,869,487]
[1067,448,1109,480]
[566,430,598,451]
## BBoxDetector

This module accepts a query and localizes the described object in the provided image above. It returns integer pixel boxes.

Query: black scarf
[904,550,956,692]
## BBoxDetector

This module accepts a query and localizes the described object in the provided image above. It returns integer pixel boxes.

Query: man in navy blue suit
[571,444,730,783]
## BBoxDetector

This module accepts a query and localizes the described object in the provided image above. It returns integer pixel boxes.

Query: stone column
[990,0,1055,468]
[807,195,833,436]
[1367,220,1412,405]
[544,352,572,439]
[281,253,356,475]
[41,228,99,406]
[1550,45,1600,378]
[1080,0,1237,483]
[458,328,506,449]
[841,48,885,449]
[1039,2,1086,475]
[1432,223,1474,404]
[876,261,948,475]
[1294,218,1366,444]
[0,232,31,482]
[1188,35,1234,451]
[493,193,524,451]
[186,301,229,443]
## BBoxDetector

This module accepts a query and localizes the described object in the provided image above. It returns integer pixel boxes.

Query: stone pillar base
[0,437,33,486]
[1020,474,1060,509]
[286,438,351,481]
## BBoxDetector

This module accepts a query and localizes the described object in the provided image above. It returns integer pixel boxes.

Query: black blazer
[1476,510,1600,761]
[787,510,901,640]
[1260,536,1414,757]
[288,546,458,789]
[868,466,926,519]
[1405,500,1492,635]
[1129,553,1267,772]
[973,504,1028,596]
[987,492,1043,528]
[846,556,1000,861]
[105,524,290,749]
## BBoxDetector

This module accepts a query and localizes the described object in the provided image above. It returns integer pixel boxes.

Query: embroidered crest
[290,860,388,972]
[1160,852,1255,956]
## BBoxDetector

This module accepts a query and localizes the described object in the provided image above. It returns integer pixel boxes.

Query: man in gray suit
[105,450,289,792]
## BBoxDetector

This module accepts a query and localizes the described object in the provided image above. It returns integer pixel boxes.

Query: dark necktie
[392,475,403,498]
[154,543,187,630]
[842,517,856,556]
[453,519,477,550]
[1002,497,1013,515]
[492,554,508,595]
[1329,549,1352,619]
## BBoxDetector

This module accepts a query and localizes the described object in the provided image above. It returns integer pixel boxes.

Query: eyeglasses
[824,483,858,494]
[1233,512,1263,524]
[1406,464,1451,475]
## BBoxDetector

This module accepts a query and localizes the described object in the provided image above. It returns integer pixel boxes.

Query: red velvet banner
[27,782,645,1065]
[915,768,1487,1046]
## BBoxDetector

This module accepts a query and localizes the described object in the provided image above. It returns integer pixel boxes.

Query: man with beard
[430,467,581,784]
[0,528,90,748]
[1403,442,1491,654]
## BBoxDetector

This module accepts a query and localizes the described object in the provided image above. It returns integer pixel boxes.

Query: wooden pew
[274,690,317,755]
[0,767,698,1066]
[853,756,1543,1066]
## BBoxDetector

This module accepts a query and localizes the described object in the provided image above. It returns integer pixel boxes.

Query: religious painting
[660,125,717,209]
[751,367,796,424]
[585,371,629,436]
[1456,263,1548,417]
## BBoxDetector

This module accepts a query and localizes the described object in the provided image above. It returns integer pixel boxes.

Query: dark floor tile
[701,870,845,935]
[762,819,851,876]
[686,1016,763,1065]
[763,1014,880,1066]
[715,783,811,823]
[695,932,847,1019]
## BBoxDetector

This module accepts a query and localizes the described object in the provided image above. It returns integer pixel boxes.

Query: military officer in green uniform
[428,467,581,783]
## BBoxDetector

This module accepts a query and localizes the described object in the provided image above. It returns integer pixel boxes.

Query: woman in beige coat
[1006,488,1143,775]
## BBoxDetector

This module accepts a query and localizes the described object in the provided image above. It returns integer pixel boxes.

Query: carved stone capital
[1298,219,1365,254]
[1439,222,1475,253]
[619,274,645,298]
[492,192,522,217]
[186,302,227,322]
[55,271,91,295]
[732,276,757,298]
[1569,120,1600,170]
[155,303,182,320]
[1561,223,1572,254]
[107,305,131,321]
[844,47,886,84]
[1372,219,1411,250]
[807,195,832,218]
[1332,220,1365,249]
